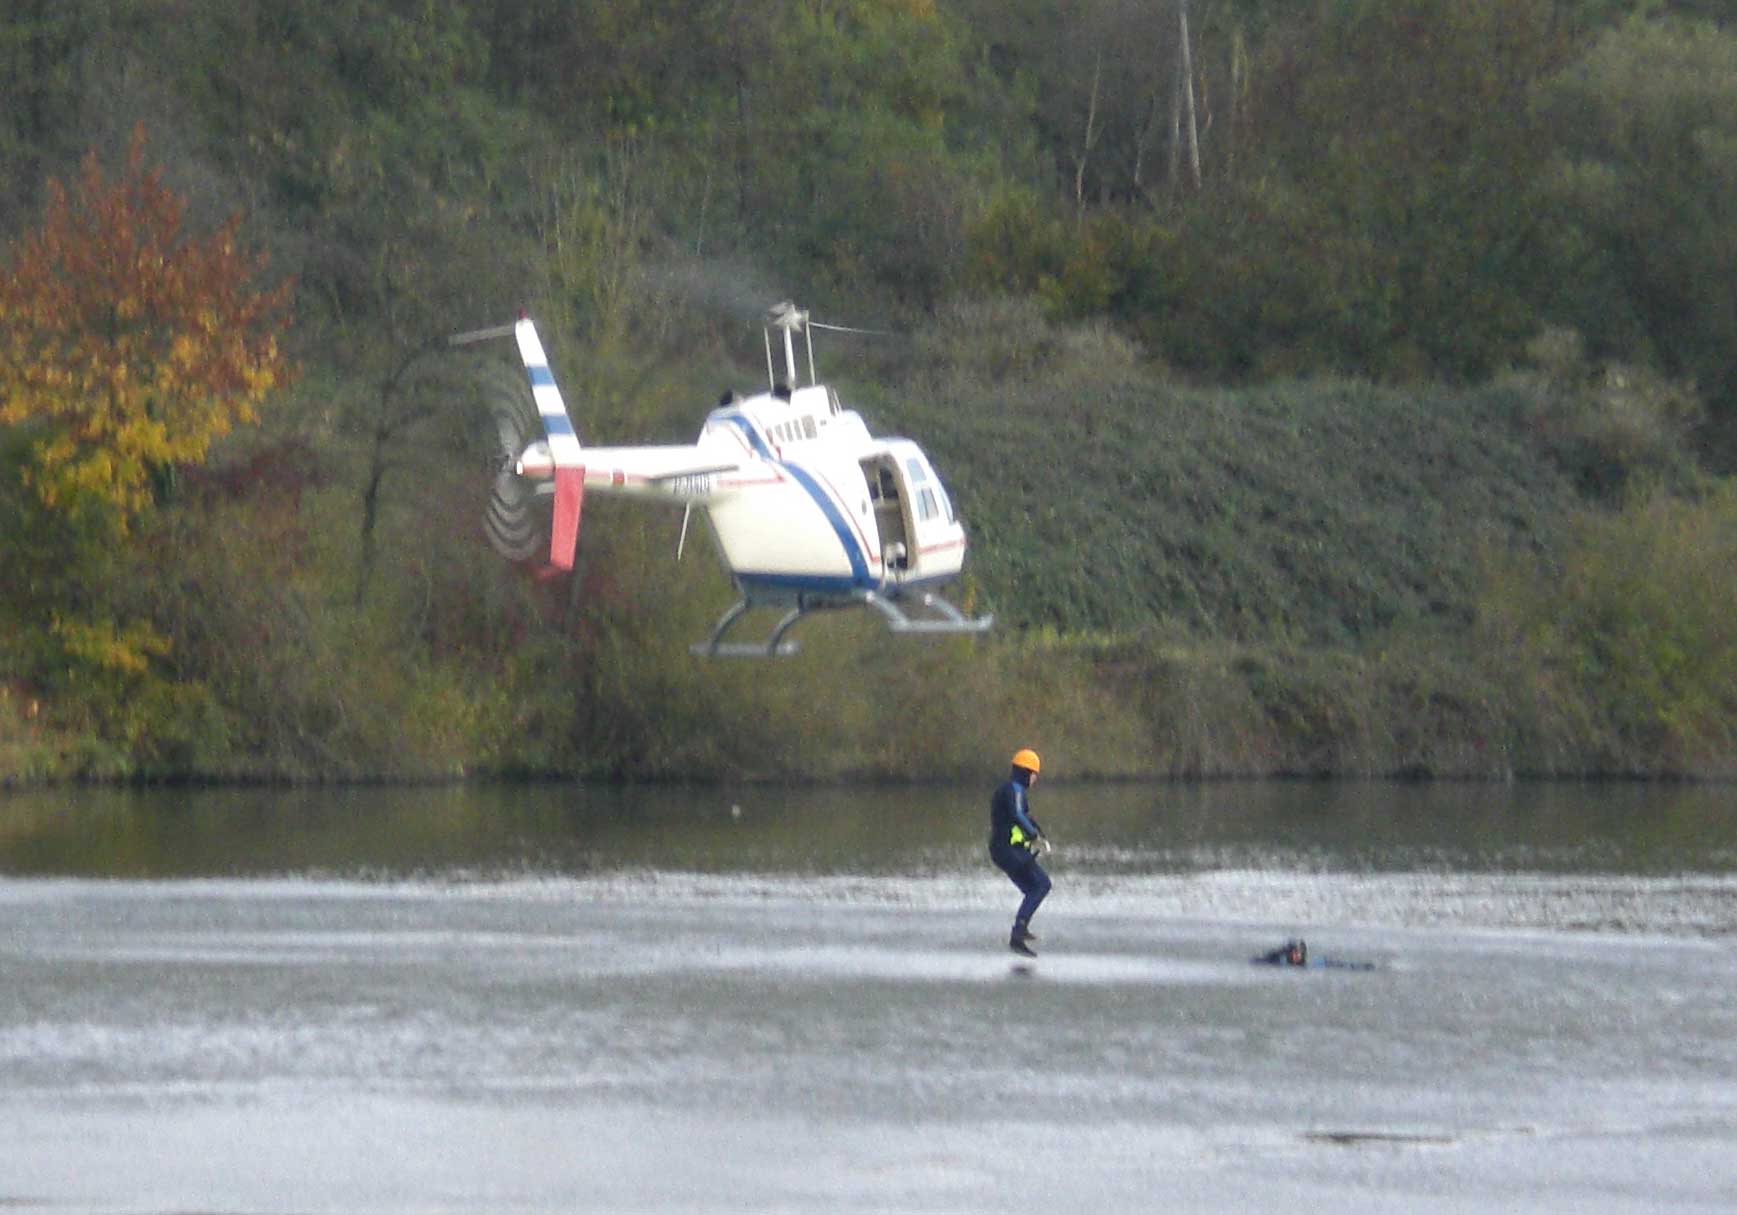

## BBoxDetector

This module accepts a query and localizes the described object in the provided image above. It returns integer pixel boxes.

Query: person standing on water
[990,749,1051,957]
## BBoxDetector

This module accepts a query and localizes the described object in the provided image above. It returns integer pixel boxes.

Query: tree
[0,126,292,770]
[1536,17,1737,464]
[0,0,95,226]
[0,124,292,534]
[1143,0,1561,382]
[682,0,975,305]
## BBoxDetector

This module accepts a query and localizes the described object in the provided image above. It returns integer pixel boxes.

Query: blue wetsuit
[989,772,1050,932]
[1252,942,1375,970]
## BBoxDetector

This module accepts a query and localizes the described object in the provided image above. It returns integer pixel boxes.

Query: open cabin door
[861,453,912,577]
[861,443,958,585]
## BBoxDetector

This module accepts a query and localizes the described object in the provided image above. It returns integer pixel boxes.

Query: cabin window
[917,488,939,522]
[905,456,929,485]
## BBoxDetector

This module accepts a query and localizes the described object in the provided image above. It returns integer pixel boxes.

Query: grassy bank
[5,616,1731,786]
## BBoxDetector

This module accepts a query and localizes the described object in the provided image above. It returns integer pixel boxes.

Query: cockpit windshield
[903,452,955,524]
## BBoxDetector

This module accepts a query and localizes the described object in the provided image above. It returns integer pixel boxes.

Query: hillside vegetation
[2,0,1733,782]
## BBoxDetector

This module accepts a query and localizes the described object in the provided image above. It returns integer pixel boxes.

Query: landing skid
[690,598,804,658]
[861,590,994,636]
[691,590,993,658]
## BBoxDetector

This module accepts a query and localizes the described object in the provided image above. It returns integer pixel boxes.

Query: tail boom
[467,317,736,572]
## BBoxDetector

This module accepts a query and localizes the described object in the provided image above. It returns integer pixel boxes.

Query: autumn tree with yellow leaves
[0,126,292,772]
[0,125,291,532]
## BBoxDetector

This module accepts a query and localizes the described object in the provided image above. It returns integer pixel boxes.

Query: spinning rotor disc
[479,362,548,563]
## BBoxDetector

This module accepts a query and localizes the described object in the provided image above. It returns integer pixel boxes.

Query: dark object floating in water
[1252,939,1377,970]
[1303,1130,1458,1148]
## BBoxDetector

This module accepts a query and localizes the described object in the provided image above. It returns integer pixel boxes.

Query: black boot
[1009,922,1037,957]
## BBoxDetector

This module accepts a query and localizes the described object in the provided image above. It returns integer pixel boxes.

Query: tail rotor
[453,317,585,572]
[481,361,546,563]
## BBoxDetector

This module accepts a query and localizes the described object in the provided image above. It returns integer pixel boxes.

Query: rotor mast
[764,301,815,390]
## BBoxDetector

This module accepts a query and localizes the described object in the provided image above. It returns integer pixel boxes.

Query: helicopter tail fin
[548,467,583,572]
[513,318,585,571]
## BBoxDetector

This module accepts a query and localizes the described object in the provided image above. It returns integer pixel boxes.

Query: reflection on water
[1,779,1734,879]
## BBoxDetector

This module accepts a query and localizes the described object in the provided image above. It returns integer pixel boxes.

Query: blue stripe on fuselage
[716,414,870,588]
[736,572,864,596]
[720,412,775,461]
[780,461,871,587]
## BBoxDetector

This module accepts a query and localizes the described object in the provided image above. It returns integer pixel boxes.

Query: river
[2,781,1734,1212]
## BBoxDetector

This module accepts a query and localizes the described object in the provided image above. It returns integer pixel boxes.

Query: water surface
[2,781,1733,1212]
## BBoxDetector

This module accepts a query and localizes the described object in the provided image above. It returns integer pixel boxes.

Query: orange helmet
[1011,748,1041,774]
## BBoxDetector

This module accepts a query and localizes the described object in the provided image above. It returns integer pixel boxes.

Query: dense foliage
[1,0,1732,781]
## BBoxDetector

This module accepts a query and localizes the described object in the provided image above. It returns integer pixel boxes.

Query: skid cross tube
[861,591,993,634]
[690,590,992,657]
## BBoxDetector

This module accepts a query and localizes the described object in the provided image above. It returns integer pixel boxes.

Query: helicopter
[452,302,992,656]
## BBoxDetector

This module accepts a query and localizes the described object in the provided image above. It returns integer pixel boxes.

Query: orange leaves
[0,124,293,530]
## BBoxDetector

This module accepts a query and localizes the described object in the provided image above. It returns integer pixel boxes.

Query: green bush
[885,306,1577,643]
[1511,326,1706,500]
[1479,484,1737,774]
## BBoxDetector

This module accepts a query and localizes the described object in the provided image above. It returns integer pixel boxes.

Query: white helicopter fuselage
[521,383,967,601]
[490,305,988,654]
